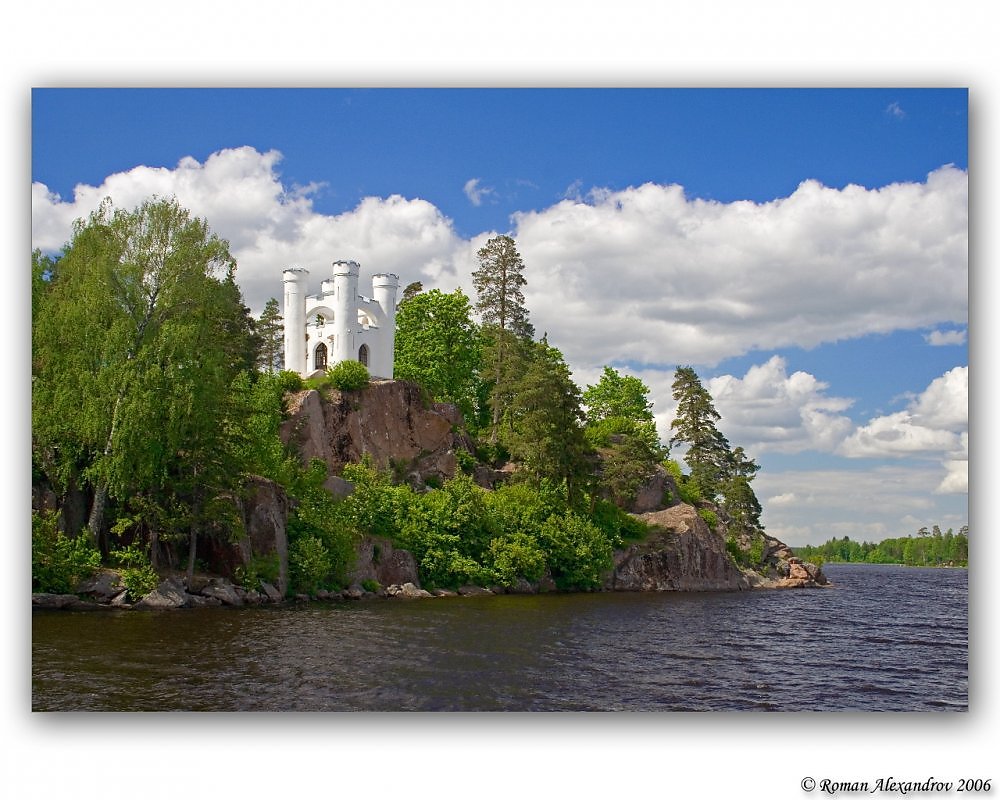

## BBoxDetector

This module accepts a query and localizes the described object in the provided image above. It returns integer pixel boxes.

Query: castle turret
[371,273,400,377]
[282,267,309,375]
[331,260,360,364]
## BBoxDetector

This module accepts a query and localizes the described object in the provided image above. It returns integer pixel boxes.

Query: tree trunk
[186,522,197,584]
[87,480,109,558]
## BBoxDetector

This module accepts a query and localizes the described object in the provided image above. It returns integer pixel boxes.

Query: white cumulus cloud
[838,366,967,460]
[513,166,967,371]
[706,356,855,454]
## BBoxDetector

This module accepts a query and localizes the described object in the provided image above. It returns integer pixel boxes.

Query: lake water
[31,563,967,711]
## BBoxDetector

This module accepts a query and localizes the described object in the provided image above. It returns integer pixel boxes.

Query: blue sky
[31,87,969,546]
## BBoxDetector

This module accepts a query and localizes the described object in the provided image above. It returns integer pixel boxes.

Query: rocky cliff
[611,503,828,591]
[280,380,472,489]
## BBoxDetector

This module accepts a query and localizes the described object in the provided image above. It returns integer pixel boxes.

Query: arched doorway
[314,342,328,370]
[358,344,370,367]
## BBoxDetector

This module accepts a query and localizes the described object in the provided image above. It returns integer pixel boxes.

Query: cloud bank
[32,147,967,372]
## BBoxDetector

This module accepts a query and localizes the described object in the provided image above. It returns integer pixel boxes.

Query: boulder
[259,581,284,603]
[627,465,680,514]
[349,535,421,590]
[32,593,81,609]
[202,476,289,597]
[201,579,244,607]
[75,569,124,601]
[134,576,192,609]
[392,582,434,598]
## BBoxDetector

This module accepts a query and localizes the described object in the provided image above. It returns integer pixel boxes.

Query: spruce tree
[256,297,284,373]
[502,340,594,507]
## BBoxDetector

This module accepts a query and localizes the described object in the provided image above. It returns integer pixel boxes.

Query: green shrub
[361,578,381,593]
[488,532,547,586]
[31,511,101,593]
[589,498,648,548]
[327,360,370,391]
[537,512,613,590]
[110,543,160,597]
[235,553,281,591]
[278,369,304,392]
[697,508,719,529]
[289,535,333,595]
[455,448,477,475]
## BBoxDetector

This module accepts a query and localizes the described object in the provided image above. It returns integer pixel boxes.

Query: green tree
[502,340,594,506]
[255,297,284,373]
[32,196,254,558]
[473,235,535,437]
[583,367,663,507]
[473,234,533,339]
[583,366,655,424]
[399,280,424,307]
[720,446,763,531]
[669,366,731,501]
[393,288,482,423]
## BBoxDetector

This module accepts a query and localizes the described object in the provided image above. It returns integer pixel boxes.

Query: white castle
[283,260,399,378]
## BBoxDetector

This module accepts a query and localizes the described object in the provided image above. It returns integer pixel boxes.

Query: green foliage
[256,297,284,373]
[361,578,381,593]
[277,370,303,392]
[698,508,719,529]
[289,535,333,595]
[583,366,656,425]
[286,459,360,588]
[488,533,548,586]
[500,340,594,506]
[31,511,101,593]
[235,553,281,591]
[589,498,649,548]
[794,525,969,567]
[327,359,370,391]
[393,288,482,423]
[110,543,160,597]
[473,235,534,339]
[455,448,477,475]
[670,366,731,502]
[536,512,613,590]
[393,474,494,588]
[32,196,259,556]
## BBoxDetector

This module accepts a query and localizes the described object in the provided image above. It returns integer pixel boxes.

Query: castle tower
[331,260,360,364]
[371,273,400,378]
[282,267,309,375]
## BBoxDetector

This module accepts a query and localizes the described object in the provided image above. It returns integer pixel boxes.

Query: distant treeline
[794,525,968,567]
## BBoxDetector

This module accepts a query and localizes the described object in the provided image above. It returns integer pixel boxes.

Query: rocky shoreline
[33,517,829,613]
[33,381,829,612]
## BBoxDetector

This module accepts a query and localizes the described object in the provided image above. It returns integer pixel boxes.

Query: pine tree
[669,366,732,502]
[472,235,535,438]
[256,297,284,373]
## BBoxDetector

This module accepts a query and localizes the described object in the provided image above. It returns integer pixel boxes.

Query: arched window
[315,342,328,370]
[358,344,370,367]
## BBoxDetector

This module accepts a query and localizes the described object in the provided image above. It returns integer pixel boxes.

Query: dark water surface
[32,563,967,711]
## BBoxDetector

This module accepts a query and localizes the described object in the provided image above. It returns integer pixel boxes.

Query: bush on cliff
[327,360,370,391]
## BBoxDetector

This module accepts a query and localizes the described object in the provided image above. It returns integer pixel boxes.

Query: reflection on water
[32,564,967,711]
